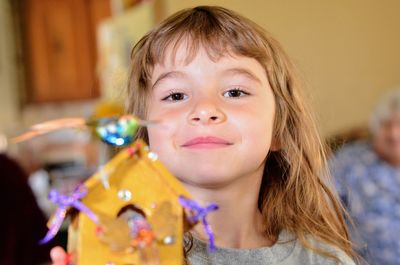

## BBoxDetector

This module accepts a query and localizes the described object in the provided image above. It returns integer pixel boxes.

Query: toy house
[67,139,192,265]
[12,116,218,264]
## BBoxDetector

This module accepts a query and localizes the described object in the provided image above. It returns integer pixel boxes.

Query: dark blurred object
[0,154,54,265]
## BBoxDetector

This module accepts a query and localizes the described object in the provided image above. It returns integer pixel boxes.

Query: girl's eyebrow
[151,68,262,89]
[152,71,185,89]
[223,68,262,85]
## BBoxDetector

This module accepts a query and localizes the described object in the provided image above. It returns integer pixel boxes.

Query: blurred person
[0,151,54,265]
[330,89,400,265]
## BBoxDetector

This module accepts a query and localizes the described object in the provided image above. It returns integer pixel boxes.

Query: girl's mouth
[181,136,233,149]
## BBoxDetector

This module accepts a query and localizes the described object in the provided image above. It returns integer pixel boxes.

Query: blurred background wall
[0,0,20,133]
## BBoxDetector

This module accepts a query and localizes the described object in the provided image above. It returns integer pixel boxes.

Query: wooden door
[23,0,110,102]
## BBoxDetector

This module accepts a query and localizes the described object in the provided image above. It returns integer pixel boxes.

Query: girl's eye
[162,92,188,101]
[223,88,250,98]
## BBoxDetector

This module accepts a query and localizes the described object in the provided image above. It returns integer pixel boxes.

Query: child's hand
[50,246,68,265]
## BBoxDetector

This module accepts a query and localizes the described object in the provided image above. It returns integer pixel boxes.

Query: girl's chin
[177,174,238,189]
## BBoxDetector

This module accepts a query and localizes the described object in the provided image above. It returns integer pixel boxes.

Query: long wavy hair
[126,6,356,263]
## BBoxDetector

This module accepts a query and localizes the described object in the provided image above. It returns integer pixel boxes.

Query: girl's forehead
[151,46,222,80]
[151,50,260,79]
[159,42,226,67]
[153,34,241,67]
[156,47,262,75]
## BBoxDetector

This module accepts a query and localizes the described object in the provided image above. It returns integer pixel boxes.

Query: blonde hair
[126,6,356,263]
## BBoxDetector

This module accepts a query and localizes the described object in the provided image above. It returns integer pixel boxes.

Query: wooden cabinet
[23,0,111,102]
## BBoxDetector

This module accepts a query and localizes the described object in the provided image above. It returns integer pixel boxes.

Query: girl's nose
[188,101,226,125]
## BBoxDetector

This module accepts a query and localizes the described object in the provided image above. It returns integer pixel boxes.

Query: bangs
[142,6,270,80]
[151,33,231,66]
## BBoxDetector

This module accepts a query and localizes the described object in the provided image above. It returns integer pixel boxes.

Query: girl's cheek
[158,107,186,121]
[147,129,163,152]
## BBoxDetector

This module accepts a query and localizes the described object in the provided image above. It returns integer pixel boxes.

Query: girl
[52,5,356,265]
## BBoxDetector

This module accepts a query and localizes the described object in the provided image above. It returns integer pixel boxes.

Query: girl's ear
[270,136,281,151]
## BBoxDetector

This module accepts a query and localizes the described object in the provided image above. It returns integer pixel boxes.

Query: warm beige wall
[0,0,19,134]
[164,0,400,136]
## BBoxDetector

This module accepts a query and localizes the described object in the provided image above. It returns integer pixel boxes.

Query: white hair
[369,89,400,134]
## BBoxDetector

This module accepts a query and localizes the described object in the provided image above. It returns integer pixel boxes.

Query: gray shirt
[187,231,355,265]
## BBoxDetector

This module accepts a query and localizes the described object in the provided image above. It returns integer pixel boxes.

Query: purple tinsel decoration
[178,196,219,251]
[39,185,99,244]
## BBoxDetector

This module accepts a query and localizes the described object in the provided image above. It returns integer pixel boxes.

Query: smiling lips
[181,136,233,149]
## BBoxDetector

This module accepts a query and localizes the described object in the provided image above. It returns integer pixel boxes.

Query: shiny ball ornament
[96,117,139,147]
[162,235,175,245]
[117,189,132,201]
[147,152,158,161]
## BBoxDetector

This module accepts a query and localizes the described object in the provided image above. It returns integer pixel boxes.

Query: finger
[50,246,67,265]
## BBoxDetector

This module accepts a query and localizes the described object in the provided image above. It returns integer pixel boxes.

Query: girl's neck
[182,170,275,249]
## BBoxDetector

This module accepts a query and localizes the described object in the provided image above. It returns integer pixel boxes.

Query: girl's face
[146,47,277,188]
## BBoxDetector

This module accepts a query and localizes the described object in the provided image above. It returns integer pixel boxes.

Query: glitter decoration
[125,212,156,249]
[96,225,104,236]
[99,166,110,190]
[10,116,158,146]
[96,116,139,147]
[127,146,138,157]
[147,152,158,161]
[117,189,132,201]
[65,253,74,264]
[162,236,175,245]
